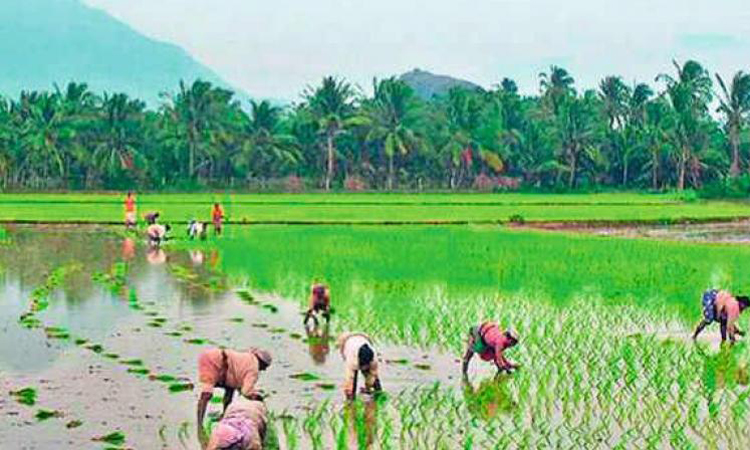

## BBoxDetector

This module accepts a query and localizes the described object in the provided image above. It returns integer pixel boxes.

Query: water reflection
[190,250,205,266]
[147,247,167,265]
[305,322,331,365]
[344,398,379,449]
[462,376,517,421]
[122,237,136,260]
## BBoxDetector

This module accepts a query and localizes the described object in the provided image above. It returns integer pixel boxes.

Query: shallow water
[586,220,750,243]
[0,226,466,449]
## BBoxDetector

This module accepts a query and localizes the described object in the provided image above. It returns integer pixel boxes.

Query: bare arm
[461,346,474,377]
[197,391,212,426]
[222,388,234,415]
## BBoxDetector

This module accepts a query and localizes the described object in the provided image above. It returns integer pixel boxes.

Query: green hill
[0,0,239,105]
[399,68,483,100]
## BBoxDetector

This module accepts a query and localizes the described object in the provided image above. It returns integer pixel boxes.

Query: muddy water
[0,226,465,449]
[583,220,750,243]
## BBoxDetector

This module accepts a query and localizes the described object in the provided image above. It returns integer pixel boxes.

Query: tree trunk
[387,154,394,190]
[729,124,740,177]
[652,150,659,190]
[568,149,577,189]
[677,145,687,191]
[325,131,334,191]
[622,157,629,187]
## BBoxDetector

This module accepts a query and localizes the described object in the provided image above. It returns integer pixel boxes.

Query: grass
[1,192,750,224]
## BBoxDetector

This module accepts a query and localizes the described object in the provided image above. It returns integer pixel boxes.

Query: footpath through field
[2,193,750,225]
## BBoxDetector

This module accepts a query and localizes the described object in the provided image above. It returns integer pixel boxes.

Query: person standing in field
[337,332,382,400]
[693,289,750,344]
[204,395,267,450]
[304,283,331,326]
[124,191,137,229]
[212,203,225,236]
[196,347,273,427]
[462,322,520,378]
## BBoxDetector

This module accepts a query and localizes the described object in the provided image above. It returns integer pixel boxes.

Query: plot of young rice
[217,226,750,448]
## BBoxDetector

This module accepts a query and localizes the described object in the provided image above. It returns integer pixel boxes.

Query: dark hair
[165,224,171,232]
[358,344,374,367]
[738,295,750,309]
[313,284,326,298]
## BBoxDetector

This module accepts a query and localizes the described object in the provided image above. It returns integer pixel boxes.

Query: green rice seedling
[35,409,62,421]
[10,387,37,406]
[127,368,150,375]
[92,431,126,446]
[168,382,194,393]
[185,338,207,345]
[165,331,182,337]
[85,344,104,353]
[289,372,321,382]
[228,317,244,323]
[65,420,83,429]
[150,374,177,383]
[120,359,144,366]
[103,353,119,360]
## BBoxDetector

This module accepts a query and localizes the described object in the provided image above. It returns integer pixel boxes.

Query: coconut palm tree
[539,66,575,114]
[93,93,146,181]
[303,76,358,190]
[365,77,422,190]
[237,100,300,179]
[715,71,750,176]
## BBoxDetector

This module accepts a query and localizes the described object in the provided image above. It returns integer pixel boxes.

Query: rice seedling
[65,420,83,429]
[10,387,37,406]
[92,431,126,446]
[168,382,194,393]
[35,409,63,421]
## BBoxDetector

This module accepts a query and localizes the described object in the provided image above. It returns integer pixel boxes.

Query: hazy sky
[83,0,750,99]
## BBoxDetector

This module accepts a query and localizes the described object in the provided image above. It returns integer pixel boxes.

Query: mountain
[399,68,483,100]
[0,0,241,105]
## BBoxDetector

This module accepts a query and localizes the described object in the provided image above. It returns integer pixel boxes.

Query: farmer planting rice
[693,289,750,344]
[144,211,160,225]
[303,283,330,326]
[204,395,267,450]
[124,191,136,228]
[212,203,225,236]
[462,322,520,377]
[337,332,382,400]
[146,223,170,247]
[188,220,208,240]
[197,347,273,427]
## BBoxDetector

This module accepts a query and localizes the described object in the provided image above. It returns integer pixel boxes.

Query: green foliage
[10,387,37,406]
[0,63,747,192]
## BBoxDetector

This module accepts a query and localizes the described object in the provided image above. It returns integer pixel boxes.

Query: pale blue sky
[83,0,750,99]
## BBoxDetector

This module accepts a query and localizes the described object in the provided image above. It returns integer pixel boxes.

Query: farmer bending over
[205,395,267,450]
[337,332,382,401]
[144,211,160,225]
[693,289,750,344]
[303,284,330,326]
[188,220,208,240]
[197,347,272,427]
[147,223,170,247]
[462,322,520,378]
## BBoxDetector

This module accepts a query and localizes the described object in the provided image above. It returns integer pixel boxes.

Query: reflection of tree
[462,377,517,421]
[305,322,330,365]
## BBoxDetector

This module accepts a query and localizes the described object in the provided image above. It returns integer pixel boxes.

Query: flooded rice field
[0,226,466,449]
[579,220,750,243]
[3,224,750,449]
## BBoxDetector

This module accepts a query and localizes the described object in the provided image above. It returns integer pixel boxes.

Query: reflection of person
[694,289,750,344]
[462,322,520,378]
[121,237,135,260]
[205,395,267,450]
[303,284,330,326]
[212,203,224,236]
[337,332,382,400]
[190,250,205,265]
[197,348,273,427]
[344,397,378,449]
[305,323,330,365]
[146,247,167,265]
[462,377,516,421]
[124,192,136,229]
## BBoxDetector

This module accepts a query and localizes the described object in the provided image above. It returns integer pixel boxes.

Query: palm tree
[539,66,575,114]
[237,100,300,180]
[557,95,597,188]
[93,93,146,181]
[365,78,422,190]
[303,76,357,190]
[715,71,750,176]
[657,60,713,190]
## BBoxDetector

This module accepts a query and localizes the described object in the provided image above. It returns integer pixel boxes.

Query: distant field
[0,192,749,224]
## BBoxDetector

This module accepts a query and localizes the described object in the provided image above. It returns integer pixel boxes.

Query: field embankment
[1,193,749,225]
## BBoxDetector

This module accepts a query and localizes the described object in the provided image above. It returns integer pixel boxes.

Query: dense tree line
[1,60,749,193]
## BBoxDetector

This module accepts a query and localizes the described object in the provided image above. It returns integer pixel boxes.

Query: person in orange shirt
[212,203,225,236]
[124,191,136,229]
